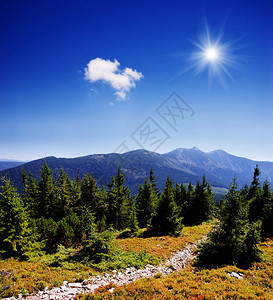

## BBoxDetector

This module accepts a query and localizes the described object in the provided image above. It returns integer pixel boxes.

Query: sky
[0,0,272,162]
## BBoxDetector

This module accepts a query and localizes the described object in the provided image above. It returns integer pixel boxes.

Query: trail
[7,241,201,300]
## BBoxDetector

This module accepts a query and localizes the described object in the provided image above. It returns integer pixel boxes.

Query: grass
[5,222,271,299]
[0,224,211,298]
[2,224,272,299]
[0,259,96,298]
[119,223,212,261]
[77,238,273,300]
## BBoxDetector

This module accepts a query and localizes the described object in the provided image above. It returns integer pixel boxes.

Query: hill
[1,147,272,195]
[0,160,25,171]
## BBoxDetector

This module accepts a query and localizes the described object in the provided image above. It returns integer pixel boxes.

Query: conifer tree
[38,161,56,218]
[198,178,261,268]
[106,167,132,230]
[183,182,194,225]
[80,175,106,223]
[191,176,214,225]
[248,165,263,222]
[22,171,39,219]
[150,176,183,236]
[149,168,160,197]
[136,178,158,228]
[128,198,139,234]
[0,178,30,258]
[54,168,74,220]
[261,180,273,237]
[174,182,187,213]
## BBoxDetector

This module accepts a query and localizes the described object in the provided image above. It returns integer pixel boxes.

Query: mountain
[163,148,273,187]
[0,160,25,171]
[0,147,272,196]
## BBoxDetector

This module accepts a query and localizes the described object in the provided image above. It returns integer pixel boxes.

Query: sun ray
[182,20,243,88]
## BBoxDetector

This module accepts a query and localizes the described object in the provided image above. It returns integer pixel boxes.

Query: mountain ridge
[0,147,272,196]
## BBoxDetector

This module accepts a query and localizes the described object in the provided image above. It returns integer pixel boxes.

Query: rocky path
[6,241,200,300]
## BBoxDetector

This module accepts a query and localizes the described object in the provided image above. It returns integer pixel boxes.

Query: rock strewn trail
[8,242,199,300]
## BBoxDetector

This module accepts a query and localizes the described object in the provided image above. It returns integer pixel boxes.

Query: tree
[38,161,56,219]
[106,168,133,230]
[174,183,187,211]
[80,175,106,223]
[182,182,195,225]
[150,176,183,236]
[128,198,139,234]
[197,178,261,268]
[261,180,273,237]
[0,178,30,258]
[248,165,263,222]
[190,176,214,225]
[149,168,160,197]
[53,168,75,220]
[136,178,158,228]
[22,171,39,219]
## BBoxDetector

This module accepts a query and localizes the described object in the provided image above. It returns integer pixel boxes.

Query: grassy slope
[0,224,211,298]
[79,235,273,299]
[119,223,212,261]
[2,224,273,299]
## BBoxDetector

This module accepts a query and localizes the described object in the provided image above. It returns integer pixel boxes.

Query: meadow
[78,237,273,300]
[0,224,210,298]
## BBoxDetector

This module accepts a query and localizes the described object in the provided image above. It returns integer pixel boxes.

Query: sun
[184,20,241,88]
[204,46,220,61]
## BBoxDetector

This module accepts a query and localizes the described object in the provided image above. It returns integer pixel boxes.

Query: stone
[82,279,89,285]
[68,282,82,288]
[63,281,68,286]
[18,239,202,300]
[228,272,244,280]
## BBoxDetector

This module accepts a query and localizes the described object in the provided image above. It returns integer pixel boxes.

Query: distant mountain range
[0,160,25,171]
[1,147,273,197]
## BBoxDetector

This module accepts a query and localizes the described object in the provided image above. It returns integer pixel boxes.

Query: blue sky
[0,0,272,161]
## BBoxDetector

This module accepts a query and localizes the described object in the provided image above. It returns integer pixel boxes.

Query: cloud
[84,58,143,100]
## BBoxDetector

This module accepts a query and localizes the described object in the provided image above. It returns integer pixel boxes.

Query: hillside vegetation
[78,238,273,300]
[0,163,273,298]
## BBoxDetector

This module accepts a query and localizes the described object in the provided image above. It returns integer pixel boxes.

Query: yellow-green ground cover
[78,239,273,300]
[0,260,96,297]
[0,224,211,298]
[119,223,212,261]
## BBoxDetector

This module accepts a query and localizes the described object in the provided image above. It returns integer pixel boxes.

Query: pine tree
[22,171,39,219]
[136,178,158,228]
[183,182,194,225]
[149,168,160,197]
[248,165,263,222]
[106,168,132,230]
[150,176,183,236]
[38,161,56,218]
[54,168,74,220]
[80,175,106,223]
[174,183,187,212]
[190,176,214,225]
[0,178,30,258]
[248,165,261,199]
[198,178,261,268]
[261,180,273,237]
[128,198,139,234]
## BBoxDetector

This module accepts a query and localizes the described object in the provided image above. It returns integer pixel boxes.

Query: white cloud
[114,90,127,100]
[84,58,143,100]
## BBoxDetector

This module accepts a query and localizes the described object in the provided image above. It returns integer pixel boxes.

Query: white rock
[68,282,83,288]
